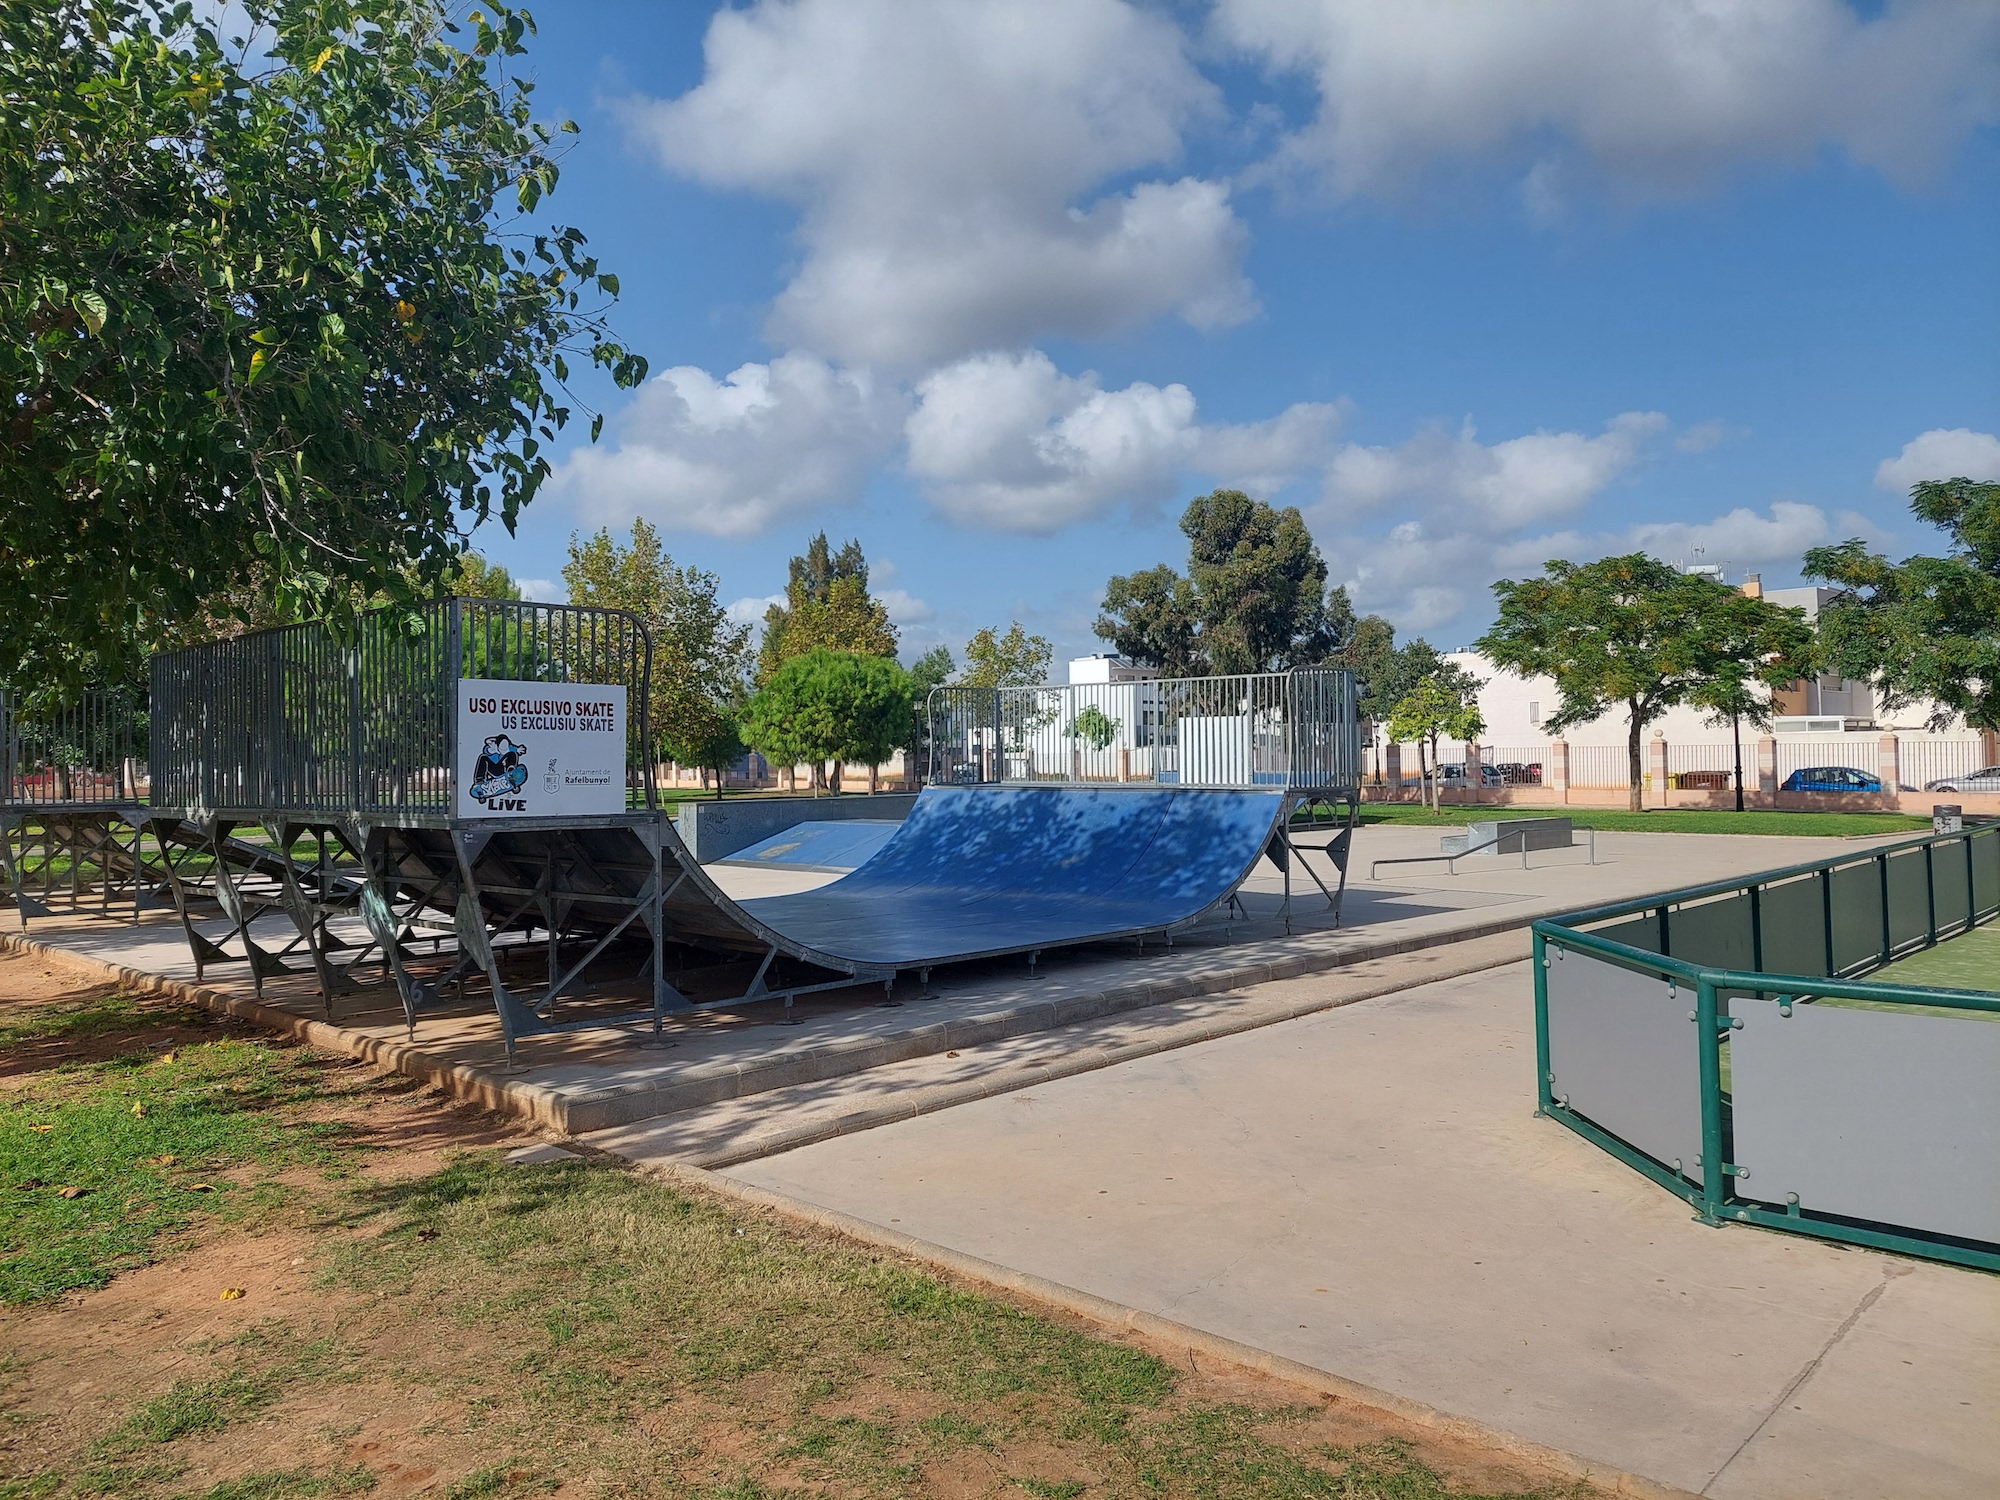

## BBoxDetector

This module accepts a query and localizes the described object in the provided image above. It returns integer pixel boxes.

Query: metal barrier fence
[1534,822,2000,1271]
[1483,746,1547,784]
[1566,744,1631,788]
[1900,738,1991,789]
[1774,736,1879,786]
[1,689,148,806]
[149,599,654,816]
[927,668,1359,792]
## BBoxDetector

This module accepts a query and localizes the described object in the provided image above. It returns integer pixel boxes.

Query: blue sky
[476,0,2000,668]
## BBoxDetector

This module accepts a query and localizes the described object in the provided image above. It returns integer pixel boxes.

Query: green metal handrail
[1532,821,2000,1272]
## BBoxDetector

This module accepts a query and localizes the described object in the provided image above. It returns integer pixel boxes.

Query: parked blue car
[1781,766,1883,793]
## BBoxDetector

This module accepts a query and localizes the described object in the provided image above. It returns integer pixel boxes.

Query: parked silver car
[1923,765,2000,794]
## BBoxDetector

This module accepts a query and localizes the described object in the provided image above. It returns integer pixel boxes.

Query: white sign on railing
[455,679,626,819]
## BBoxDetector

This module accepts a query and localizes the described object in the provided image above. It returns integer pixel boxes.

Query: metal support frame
[0,805,178,926]
[1532,821,2000,1272]
[1270,792,1360,934]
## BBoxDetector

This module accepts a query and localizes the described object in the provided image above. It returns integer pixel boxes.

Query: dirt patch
[0,950,1596,1499]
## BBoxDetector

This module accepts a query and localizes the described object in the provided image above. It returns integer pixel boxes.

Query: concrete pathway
[721,960,2000,1500]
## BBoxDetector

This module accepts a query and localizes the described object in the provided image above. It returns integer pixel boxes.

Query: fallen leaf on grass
[130,1102,147,1118]
[28,1124,53,1134]
[415,1227,440,1241]
[57,1186,88,1200]
[15,1179,43,1191]
[185,1183,215,1194]
[156,1051,176,1066]
[220,1288,245,1301]
[148,1153,177,1166]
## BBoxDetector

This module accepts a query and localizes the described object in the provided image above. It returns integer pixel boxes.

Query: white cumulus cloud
[1321,412,1669,528]
[549,354,905,538]
[904,350,1342,533]
[1520,501,1843,575]
[878,589,936,626]
[1875,427,2000,492]
[726,593,787,627]
[622,0,1254,368]
[1217,0,2000,206]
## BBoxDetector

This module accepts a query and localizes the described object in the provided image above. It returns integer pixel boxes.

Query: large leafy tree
[1806,478,2000,731]
[1095,490,1342,675]
[741,648,913,795]
[562,521,751,785]
[757,533,897,682]
[961,622,1052,689]
[1,0,644,691]
[1478,554,1813,812]
[1094,564,1203,676]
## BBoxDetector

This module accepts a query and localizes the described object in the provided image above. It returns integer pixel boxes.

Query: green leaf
[597,272,618,296]
[71,291,109,336]
[590,413,604,442]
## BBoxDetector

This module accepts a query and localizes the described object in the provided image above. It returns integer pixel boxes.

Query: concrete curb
[5,905,1543,1134]
[667,1163,1703,1500]
[672,932,1530,1169]
[0,929,575,1129]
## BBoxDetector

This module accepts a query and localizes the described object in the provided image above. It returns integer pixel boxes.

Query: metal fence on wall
[928,668,1359,793]
[1900,738,1991,788]
[1567,744,1632,788]
[1,689,148,806]
[1774,736,1880,785]
[149,599,654,817]
[1534,823,2000,1271]
[1483,746,1547,784]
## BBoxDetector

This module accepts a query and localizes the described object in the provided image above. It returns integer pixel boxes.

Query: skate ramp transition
[731,784,1287,967]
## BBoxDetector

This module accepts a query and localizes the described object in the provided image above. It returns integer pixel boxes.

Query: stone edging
[4,907,1535,1135]
[0,928,575,1128]
[667,1163,1703,1500]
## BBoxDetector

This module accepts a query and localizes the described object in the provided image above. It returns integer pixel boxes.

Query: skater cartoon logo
[469,734,530,809]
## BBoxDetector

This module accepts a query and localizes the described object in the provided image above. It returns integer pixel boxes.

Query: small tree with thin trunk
[1387,673,1485,812]
[1478,554,1813,813]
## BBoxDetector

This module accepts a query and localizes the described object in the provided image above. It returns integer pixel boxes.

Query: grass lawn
[1324,803,1933,838]
[0,952,1594,1500]
[1865,921,2000,997]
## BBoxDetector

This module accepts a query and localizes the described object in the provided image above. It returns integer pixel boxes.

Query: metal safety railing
[927,668,1359,793]
[148,598,654,817]
[1,688,148,807]
[1533,822,2000,1271]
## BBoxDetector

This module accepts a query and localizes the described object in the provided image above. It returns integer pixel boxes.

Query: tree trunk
[830,759,844,795]
[1627,709,1645,814]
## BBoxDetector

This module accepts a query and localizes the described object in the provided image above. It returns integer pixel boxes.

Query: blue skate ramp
[737,784,1284,967]
[715,819,902,873]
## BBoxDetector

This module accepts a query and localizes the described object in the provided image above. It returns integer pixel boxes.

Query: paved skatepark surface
[723,960,2000,1500]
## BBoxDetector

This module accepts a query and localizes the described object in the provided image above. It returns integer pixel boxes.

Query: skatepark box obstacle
[5,599,1363,1063]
